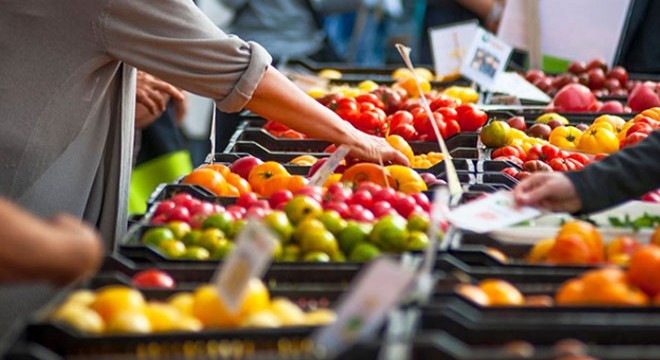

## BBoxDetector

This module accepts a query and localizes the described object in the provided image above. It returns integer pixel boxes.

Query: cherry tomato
[132,270,176,289]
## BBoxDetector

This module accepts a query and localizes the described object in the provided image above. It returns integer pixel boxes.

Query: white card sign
[447,191,541,233]
[459,28,513,90]
[213,219,277,313]
[309,145,350,186]
[490,72,551,102]
[429,20,479,79]
[313,258,415,358]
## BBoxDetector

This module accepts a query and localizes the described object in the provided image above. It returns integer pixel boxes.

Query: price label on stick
[447,191,541,233]
[212,219,277,313]
[309,145,350,186]
[313,258,415,358]
[459,28,513,90]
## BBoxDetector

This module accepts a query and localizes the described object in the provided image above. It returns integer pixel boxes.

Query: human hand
[172,92,188,125]
[135,71,184,115]
[47,214,104,284]
[513,172,582,213]
[346,131,410,166]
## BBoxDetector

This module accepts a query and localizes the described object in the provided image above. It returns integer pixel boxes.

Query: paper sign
[429,20,479,79]
[309,145,350,186]
[490,72,551,102]
[213,219,277,313]
[447,191,541,233]
[313,258,415,358]
[498,0,632,67]
[460,28,513,90]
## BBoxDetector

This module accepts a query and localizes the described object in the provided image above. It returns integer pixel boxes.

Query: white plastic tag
[309,145,350,186]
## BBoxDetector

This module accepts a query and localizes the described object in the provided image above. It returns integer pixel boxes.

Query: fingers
[150,81,185,102]
[513,173,553,206]
[384,148,410,166]
[135,88,160,115]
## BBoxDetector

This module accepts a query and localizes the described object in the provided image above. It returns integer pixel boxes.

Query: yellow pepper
[549,126,582,150]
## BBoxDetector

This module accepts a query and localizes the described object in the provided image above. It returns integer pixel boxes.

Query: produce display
[9,59,660,360]
[49,279,336,335]
[143,183,437,262]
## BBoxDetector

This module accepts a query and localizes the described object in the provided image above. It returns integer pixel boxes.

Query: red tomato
[551,83,597,112]
[360,102,377,113]
[492,146,525,161]
[444,119,461,139]
[501,167,520,178]
[455,104,487,131]
[371,87,402,114]
[425,113,447,141]
[627,122,653,137]
[330,97,360,122]
[523,160,553,172]
[548,158,569,172]
[641,189,660,203]
[413,111,439,135]
[633,116,660,129]
[566,153,590,166]
[391,123,417,140]
[263,120,290,132]
[132,270,176,289]
[434,107,458,123]
[429,94,458,110]
[356,93,385,110]
[493,155,524,167]
[565,158,585,170]
[526,144,562,162]
[623,132,649,147]
[389,110,414,129]
[355,111,386,136]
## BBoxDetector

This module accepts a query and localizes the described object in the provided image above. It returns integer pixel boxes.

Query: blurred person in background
[616,0,660,73]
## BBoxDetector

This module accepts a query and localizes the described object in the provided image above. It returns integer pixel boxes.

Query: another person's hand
[135,71,185,115]
[513,172,582,213]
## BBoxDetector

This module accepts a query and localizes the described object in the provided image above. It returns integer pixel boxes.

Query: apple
[598,100,624,113]
[586,58,607,72]
[628,84,660,112]
[527,123,552,140]
[551,83,597,112]
[587,68,606,89]
[567,61,587,75]
[252,199,271,210]
[229,156,263,180]
[506,116,527,131]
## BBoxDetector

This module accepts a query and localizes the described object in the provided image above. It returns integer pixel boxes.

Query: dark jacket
[566,129,660,214]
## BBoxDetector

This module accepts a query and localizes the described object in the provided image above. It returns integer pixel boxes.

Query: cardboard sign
[429,20,479,79]
[313,258,416,358]
[490,72,551,103]
[447,191,541,233]
[460,28,513,90]
[213,219,277,313]
[309,145,350,186]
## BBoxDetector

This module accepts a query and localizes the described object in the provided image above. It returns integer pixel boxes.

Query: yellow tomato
[193,280,270,328]
[51,303,105,334]
[289,155,318,166]
[618,120,635,142]
[385,135,415,164]
[357,80,379,93]
[578,127,619,154]
[306,88,327,99]
[144,302,182,332]
[318,69,342,79]
[442,86,479,103]
[587,122,616,133]
[106,310,152,334]
[322,173,342,188]
[385,165,427,194]
[90,286,146,323]
[506,128,527,145]
[548,126,582,150]
[397,77,430,98]
[168,292,195,316]
[594,115,625,133]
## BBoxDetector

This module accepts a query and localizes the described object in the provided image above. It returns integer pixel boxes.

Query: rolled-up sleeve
[98,0,272,112]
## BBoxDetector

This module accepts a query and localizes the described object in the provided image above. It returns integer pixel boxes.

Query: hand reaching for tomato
[513,172,582,213]
[344,132,411,167]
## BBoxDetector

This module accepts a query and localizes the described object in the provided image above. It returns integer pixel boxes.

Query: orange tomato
[280,130,306,139]
[455,284,491,306]
[199,163,231,178]
[582,268,648,306]
[223,185,240,197]
[627,244,660,297]
[527,238,555,263]
[546,234,593,265]
[651,226,660,246]
[224,173,252,195]
[340,163,394,188]
[478,279,524,306]
[385,165,427,194]
[261,175,291,198]
[385,135,414,165]
[639,107,660,121]
[248,162,289,196]
[285,175,308,193]
[556,221,604,263]
[289,155,318,166]
[555,279,586,306]
[183,169,228,196]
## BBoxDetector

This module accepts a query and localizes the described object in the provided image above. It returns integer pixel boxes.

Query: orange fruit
[199,163,231,178]
[546,234,593,265]
[627,244,660,297]
[223,184,240,197]
[183,168,228,196]
[527,238,555,263]
[455,284,490,306]
[385,135,414,165]
[340,163,394,188]
[90,286,146,323]
[556,221,604,263]
[478,279,524,306]
[248,162,289,196]
[262,175,292,198]
[192,279,270,328]
[224,173,252,195]
[555,279,586,306]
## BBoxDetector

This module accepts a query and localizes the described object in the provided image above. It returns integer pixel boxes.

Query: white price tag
[213,219,277,313]
[429,20,479,79]
[460,28,513,90]
[447,191,541,233]
[490,72,551,103]
[313,258,415,358]
[309,145,350,186]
